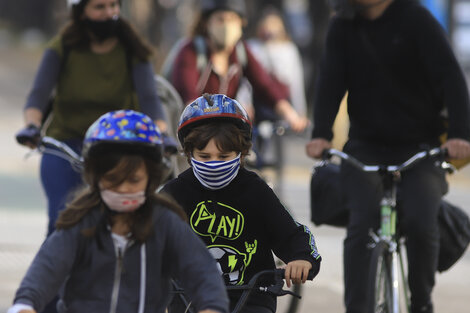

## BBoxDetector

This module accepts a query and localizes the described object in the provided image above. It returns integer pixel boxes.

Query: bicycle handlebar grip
[321,149,331,160]
[440,147,449,158]
[306,269,316,280]
[15,124,40,146]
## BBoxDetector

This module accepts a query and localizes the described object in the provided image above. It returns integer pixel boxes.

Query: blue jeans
[39,139,83,313]
[40,139,83,236]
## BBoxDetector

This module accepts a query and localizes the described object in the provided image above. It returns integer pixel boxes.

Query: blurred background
[1,1,469,312]
[1,0,470,101]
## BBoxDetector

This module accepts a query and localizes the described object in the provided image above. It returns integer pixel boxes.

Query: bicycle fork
[369,234,410,313]
[396,239,411,313]
[369,201,410,312]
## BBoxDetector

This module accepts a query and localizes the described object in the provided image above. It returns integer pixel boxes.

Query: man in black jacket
[306,0,470,312]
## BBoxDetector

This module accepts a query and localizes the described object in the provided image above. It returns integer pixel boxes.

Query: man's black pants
[341,142,447,313]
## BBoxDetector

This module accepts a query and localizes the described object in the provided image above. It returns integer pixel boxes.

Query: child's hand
[284,260,312,288]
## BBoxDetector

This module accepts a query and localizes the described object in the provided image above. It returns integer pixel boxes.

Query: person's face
[100,161,148,194]
[207,10,243,29]
[258,14,286,41]
[193,138,238,162]
[206,10,243,50]
[83,0,120,21]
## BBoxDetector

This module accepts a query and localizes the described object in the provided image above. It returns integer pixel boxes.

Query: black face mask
[84,16,120,41]
[330,0,390,20]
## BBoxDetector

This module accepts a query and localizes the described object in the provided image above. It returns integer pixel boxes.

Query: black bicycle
[171,268,315,313]
[324,148,454,313]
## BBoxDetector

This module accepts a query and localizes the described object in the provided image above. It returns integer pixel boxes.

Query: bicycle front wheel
[367,240,393,313]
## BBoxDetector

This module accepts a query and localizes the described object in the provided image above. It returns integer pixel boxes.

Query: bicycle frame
[324,148,453,313]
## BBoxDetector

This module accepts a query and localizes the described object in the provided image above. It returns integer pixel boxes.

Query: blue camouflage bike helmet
[83,110,163,162]
[177,94,252,146]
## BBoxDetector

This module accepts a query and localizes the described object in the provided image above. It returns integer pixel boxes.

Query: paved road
[1,44,469,313]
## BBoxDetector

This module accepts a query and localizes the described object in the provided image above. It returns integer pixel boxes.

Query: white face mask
[100,189,146,213]
[191,154,241,190]
[208,23,242,50]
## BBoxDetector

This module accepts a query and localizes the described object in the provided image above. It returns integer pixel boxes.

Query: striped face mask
[191,154,241,190]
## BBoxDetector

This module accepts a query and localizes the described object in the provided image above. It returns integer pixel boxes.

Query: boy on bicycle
[161,94,321,313]
[8,110,228,313]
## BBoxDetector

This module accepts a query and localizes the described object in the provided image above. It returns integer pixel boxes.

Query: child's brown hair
[56,152,186,243]
[182,121,252,164]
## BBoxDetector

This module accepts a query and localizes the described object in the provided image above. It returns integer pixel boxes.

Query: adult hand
[305,138,331,159]
[155,119,168,133]
[275,99,308,133]
[284,260,312,288]
[442,138,470,160]
[15,124,41,149]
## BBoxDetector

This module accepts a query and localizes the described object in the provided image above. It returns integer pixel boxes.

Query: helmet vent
[203,93,214,107]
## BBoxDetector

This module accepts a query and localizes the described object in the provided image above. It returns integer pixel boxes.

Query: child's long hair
[56,152,186,243]
[60,0,153,62]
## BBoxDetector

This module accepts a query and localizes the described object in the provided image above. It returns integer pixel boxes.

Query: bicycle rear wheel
[367,240,393,313]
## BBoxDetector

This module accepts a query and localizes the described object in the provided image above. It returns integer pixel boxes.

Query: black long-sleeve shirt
[312,0,470,146]
[161,168,321,312]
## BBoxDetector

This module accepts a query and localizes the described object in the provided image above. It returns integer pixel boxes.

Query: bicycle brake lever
[260,275,303,299]
[23,148,40,160]
[263,283,302,299]
[281,289,302,299]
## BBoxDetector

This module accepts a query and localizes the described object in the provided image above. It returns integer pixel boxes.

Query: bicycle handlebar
[36,135,179,172]
[323,148,455,174]
[37,136,84,171]
[229,268,314,313]
[172,268,315,313]
[225,268,315,291]
[40,136,83,162]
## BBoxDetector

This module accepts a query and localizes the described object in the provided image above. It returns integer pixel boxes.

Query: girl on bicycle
[161,94,321,313]
[8,110,228,313]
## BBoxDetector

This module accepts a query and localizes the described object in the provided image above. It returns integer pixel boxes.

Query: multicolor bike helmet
[200,0,247,17]
[177,94,252,146]
[83,110,163,162]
